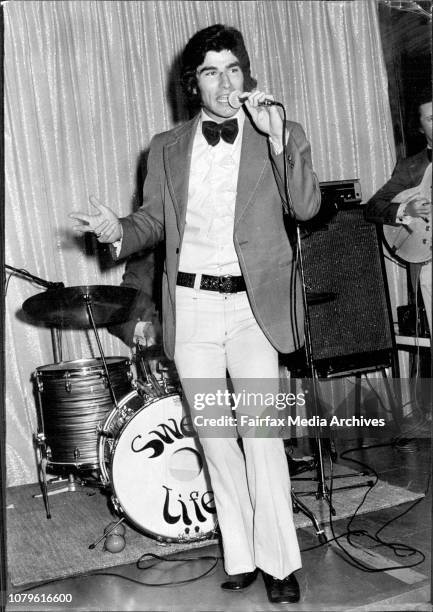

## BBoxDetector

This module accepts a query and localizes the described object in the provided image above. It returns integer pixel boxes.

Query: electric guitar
[383,163,432,264]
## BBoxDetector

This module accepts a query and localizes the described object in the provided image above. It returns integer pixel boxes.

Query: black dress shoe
[262,571,300,603]
[221,569,258,591]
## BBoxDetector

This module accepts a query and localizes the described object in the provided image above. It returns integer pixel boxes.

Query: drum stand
[33,432,104,520]
[34,293,121,517]
[291,489,327,544]
[9,265,138,518]
[5,266,66,516]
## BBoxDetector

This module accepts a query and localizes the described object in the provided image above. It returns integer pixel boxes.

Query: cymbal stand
[51,328,63,363]
[83,293,119,410]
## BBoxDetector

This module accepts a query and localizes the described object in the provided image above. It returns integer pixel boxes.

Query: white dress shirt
[178,108,245,277]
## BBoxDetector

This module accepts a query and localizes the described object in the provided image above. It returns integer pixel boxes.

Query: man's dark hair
[407,84,432,136]
[415,85,432,112]
[180,24,257,109]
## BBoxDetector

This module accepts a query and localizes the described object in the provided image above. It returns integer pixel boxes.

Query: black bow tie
[202,118,238,146]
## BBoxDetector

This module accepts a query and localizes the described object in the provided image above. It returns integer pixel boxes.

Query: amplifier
[301,180,363,233]
[320,179,362,210]
[298,207,395,378]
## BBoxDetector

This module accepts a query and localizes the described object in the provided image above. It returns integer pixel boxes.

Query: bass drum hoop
[98,390,139,484]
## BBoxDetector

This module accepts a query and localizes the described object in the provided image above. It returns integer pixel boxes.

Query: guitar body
[383,218,431,264]
[383,164,432,264]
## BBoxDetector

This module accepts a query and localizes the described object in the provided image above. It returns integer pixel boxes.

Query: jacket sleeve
[365,160,413,225]
[117,135,165,260]
[269,122,321,221]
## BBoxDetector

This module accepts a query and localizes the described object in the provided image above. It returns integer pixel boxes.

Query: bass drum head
[110,393,216,542]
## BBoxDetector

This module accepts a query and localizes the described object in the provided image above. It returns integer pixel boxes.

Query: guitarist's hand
[404,197,431,219]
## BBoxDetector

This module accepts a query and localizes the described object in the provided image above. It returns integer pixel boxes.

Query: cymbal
[306,291,337,305]
[23,285,138,328]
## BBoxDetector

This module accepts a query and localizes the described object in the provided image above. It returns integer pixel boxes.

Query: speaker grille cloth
[301,208,393,362]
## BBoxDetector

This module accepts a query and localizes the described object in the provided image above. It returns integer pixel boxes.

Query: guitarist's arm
[365,160,414,225]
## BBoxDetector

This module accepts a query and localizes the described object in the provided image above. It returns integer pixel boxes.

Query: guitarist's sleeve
[365,160,413,225]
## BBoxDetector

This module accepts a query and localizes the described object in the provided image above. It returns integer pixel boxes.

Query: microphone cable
[302,446,428,573]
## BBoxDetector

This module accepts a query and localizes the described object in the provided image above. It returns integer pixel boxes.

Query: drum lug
[111,496,122,516]
[64,372,71,393]
[34,431,46,446]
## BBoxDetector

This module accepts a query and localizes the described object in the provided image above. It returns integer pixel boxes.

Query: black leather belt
[177,271,246,293]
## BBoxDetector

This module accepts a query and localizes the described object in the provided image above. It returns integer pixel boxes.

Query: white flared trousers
[174,285,301,579]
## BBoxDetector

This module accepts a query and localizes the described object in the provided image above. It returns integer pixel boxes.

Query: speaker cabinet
[299,207,395,377]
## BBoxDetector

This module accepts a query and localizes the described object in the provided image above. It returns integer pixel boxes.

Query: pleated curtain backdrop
[5,0,402,485]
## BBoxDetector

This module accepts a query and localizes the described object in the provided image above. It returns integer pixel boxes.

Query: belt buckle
[218,274,233,293]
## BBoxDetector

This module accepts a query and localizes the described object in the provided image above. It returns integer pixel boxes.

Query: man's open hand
[69,195,122,243]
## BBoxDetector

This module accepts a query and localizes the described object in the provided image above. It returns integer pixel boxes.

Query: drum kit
[21,282,217,544]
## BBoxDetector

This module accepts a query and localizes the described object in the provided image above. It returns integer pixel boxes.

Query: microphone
[228,90,279,109]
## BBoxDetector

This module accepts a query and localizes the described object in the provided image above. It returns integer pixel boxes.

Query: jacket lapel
[235,116,270,226]
[163,113,269,231]
[163,116,199,232]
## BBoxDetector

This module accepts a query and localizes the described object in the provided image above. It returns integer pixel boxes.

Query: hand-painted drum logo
[99,391,216,542]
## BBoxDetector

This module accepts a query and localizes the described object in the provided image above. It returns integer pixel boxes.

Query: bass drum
[99,391,217,543]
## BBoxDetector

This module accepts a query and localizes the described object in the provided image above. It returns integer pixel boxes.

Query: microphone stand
[273,108,335,514]
[275,113,373,510]
[5,264,65,363]
[293,228,335,512]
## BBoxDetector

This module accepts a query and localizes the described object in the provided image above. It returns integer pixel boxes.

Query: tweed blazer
[117,113,321,360]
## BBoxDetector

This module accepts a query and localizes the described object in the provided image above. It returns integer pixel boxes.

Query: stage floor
[6,437,432,612]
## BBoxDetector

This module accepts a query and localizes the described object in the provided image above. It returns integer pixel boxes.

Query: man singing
[71,24,320,604]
